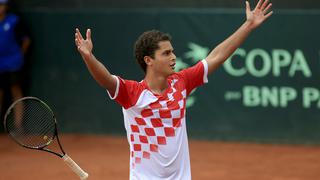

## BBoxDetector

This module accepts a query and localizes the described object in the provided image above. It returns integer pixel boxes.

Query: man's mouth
[170,63,176,70]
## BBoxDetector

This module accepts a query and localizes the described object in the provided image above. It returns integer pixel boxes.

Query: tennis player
[75,0,272,179]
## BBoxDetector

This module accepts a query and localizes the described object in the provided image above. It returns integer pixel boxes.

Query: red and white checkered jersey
[108,60,208,180]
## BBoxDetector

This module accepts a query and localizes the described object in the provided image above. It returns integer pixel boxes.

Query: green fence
[7,9,320,143]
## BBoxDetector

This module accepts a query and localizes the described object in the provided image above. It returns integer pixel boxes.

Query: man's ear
[144,56,153,66]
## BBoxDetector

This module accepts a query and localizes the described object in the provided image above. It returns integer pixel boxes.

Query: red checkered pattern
[109,60,207,179]
[129,79,187,167]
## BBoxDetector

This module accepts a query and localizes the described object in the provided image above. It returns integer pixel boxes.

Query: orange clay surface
[1,134,320,180]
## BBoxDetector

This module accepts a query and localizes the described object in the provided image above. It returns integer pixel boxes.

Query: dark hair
[134,30,171,73]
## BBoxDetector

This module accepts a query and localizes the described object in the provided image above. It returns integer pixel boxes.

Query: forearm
[206,21,253,74]
[21,37,31,55]
[82,54,117,93]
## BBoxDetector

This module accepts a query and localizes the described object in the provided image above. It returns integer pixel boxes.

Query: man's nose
[172,53,176,60]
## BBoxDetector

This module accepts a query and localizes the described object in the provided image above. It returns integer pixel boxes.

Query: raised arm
[205,0,273,74]
[75,28,117,95]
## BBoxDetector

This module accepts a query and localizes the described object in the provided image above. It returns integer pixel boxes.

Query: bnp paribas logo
[175,42,209,108]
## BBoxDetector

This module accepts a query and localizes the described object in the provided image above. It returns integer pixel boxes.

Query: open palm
[246,0,273,29]
[75,28,93,59]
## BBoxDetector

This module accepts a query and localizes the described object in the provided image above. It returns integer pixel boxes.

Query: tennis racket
[4,96,89,180]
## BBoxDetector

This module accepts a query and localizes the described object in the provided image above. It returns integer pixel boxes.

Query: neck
[144,71,169,95]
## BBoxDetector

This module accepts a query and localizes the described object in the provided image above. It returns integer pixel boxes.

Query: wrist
[83,52,94,62]
[243,20,255,32]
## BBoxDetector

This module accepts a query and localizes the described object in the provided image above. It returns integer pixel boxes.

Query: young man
[75,0,272,179]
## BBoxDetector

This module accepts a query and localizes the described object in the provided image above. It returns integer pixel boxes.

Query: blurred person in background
[0,0,30,119]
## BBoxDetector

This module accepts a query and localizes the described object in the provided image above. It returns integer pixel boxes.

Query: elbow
[206,54,225,74]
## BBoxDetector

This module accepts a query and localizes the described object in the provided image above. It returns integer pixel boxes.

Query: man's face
[148,41,176,76]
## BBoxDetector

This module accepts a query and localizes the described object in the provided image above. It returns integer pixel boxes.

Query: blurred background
[1,0,320,144]
[9,0,320,9]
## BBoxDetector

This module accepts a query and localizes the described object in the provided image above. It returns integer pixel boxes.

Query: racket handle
[62,154,89,180]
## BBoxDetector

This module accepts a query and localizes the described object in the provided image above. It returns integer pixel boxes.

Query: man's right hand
[75,28,93,60]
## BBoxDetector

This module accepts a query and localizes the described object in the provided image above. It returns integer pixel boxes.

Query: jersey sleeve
[177,59,208,96]
[107,75,141,109]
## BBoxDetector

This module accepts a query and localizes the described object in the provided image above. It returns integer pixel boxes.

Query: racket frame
[3,97,89,179]
[4,96,66,157]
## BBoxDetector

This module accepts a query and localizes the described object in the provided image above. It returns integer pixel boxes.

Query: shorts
[0,71,22,89]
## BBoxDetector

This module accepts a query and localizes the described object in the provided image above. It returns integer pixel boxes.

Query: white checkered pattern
[108,60,208,180]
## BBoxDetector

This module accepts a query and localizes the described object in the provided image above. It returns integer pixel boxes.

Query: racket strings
[5,99,56,148]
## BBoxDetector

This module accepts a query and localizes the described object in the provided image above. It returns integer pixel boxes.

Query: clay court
[1,134,320,180]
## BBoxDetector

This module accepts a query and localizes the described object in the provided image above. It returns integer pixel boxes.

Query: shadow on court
[1,134,320,180]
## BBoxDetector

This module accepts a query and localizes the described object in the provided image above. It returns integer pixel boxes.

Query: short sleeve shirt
[108,60,208,180]
[0,14,29,72]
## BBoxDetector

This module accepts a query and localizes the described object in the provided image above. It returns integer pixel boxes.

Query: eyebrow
[162,49,174,54]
